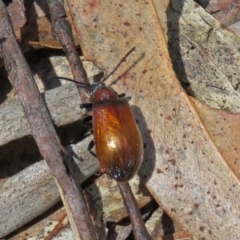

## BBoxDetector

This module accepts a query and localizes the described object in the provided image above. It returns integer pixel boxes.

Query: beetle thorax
[93,86,118,102]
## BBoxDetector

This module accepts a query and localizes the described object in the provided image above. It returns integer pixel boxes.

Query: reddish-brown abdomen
[92,89,143,182]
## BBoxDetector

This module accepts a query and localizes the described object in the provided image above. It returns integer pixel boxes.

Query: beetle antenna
[102,46,136,82]
[49,77,91,90]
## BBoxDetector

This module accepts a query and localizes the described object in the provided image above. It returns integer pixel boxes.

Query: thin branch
[118,182,152,240]
[46,0,90,104]
[44,1,151,238]
[0,137,99,238]
[46,1,152,238]
[0,1,97,239]
[0,83,84,146]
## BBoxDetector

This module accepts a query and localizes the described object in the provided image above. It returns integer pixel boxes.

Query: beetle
[57,47,143,182]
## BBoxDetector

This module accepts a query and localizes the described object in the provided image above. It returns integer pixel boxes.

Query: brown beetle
[91,82,143,181]
[58,47,143,182]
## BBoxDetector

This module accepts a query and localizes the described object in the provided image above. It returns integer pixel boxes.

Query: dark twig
[46,0,90,104]
[118,182,152,240]
[0,1,97,240]
[46,1,150,239]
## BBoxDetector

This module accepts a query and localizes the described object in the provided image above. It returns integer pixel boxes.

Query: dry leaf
[198,0,240,26]
[8,1,79,52]
[17,12,79,49]
[84,174,152,239]
[159,0,240,186]
[191,97,240,183]
[157,0,240,187]
[157,231,193,240]
[85,174,151,223]
[0,137,99,237]
[3,0,240,238]
[229,21,240,35]
[9,207,73,240]
[66,0,240,239]
[165,1,240,113]
[0,83,83,146]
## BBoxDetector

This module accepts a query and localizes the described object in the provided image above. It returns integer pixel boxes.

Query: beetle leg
[80,103,93,109]
[87,140,97,157]
[81,115,93,129]
[82,123,93,129]
[69,147,84,162]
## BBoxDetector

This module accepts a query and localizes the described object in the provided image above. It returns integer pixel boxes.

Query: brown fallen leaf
[85,174,152,239]
[0,83,83,146]
[0,137,99,238]
[9,205,188,240]
[165,0,240,113]
[3,0,240,238]
[15,12,79,51]
[229,21,240,35]
[198,0,240,26]
[158,0,240,184]
[4,1,79,53]
[9,207,71,240]
[66,0,240,239]
[85,174,151,221]
[191,97,240,183]
[157,231,193,240]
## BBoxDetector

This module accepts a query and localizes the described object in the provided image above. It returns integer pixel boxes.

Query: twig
[0,137,99,238]
[45,1,151,238]
[0,83,84,146]
[0,1,97,240]
[118,182,152,239]
[46,0,90,104]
